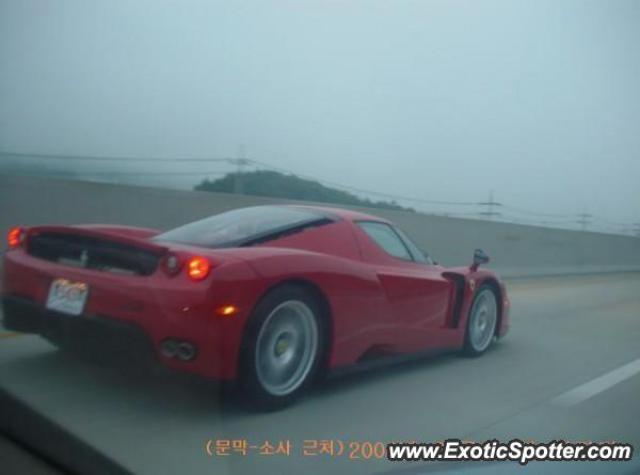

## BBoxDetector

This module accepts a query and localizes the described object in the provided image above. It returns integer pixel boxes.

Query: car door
[355,221,453,353]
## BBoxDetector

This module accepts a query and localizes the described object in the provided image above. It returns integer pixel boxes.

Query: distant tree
[195,170,413,212]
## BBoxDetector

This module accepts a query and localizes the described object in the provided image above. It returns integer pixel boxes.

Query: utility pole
[233,144,249,194]
[478,190,502,220]
[576,212,592,231]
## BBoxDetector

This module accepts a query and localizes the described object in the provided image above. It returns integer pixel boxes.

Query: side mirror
[470,248,490,271]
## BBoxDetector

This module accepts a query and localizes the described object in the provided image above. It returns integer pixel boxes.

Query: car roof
[276,204,391,223]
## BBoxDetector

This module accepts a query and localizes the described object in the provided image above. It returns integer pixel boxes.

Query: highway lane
[1,273,639,474]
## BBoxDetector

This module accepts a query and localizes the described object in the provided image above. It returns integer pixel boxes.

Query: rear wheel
[239,285,324,410]
[463,285,498,356]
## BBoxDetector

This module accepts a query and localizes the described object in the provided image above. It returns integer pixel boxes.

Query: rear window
[154,206,330,248]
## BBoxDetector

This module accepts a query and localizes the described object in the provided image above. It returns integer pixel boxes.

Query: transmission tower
[576,213,592,231]
[478,190,502,220]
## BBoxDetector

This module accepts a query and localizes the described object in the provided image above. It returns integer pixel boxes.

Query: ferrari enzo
[2,205,509,409]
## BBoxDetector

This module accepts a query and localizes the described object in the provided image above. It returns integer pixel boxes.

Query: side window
[357,221,412,261]
[394,227,433,264]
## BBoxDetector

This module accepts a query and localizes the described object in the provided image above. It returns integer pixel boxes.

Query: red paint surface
[2,206,509,380]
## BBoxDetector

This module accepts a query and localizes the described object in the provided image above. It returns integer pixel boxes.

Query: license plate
[46,278,89,316]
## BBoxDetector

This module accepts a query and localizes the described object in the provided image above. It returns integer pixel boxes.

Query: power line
[500,214,575,226]
[1,150,637,235]
[248,159,480,206]
[591,216,632,227]
[82,171,227,177]
[0,151,235,163]
[1,151,480,205]
[501,204,575,218]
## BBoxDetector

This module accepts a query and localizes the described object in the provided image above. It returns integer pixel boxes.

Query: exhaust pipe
[160,339,179,358]
[176,342,197,361]
[160,339,197,361]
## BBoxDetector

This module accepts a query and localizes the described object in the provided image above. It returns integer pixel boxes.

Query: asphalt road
[1,273,639,475]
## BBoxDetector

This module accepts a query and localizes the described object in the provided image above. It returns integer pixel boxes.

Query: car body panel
[1,205,510,381]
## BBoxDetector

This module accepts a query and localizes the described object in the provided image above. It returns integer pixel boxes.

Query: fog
[1,0,639,230]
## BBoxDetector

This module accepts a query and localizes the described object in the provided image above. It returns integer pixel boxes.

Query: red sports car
[2,205,509,409]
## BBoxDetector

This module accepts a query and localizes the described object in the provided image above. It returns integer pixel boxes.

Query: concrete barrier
[1,174,639,278]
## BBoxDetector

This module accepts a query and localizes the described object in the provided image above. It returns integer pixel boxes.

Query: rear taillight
[7,226,25,249]
[186,256,211,281]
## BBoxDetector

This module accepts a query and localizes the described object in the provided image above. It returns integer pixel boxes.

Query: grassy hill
[195,170,413,212]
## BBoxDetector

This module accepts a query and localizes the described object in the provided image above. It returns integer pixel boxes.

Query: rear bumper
[1,248,263,380]
[0,294,245,380]
[2,295,157,367]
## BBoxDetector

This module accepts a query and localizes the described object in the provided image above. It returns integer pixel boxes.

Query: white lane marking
[552,358,640,407]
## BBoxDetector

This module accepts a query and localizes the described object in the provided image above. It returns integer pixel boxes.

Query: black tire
[462,284,498,357]
[239,284,325,411]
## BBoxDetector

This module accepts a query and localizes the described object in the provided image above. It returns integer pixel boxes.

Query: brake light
[186,256,211,281]
[7,226,25,249]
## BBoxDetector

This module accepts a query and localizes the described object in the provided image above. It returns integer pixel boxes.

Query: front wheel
[463,285,498,356]
[239,285,324,410]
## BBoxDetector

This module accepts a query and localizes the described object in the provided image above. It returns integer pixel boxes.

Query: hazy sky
[1,0,639,229]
